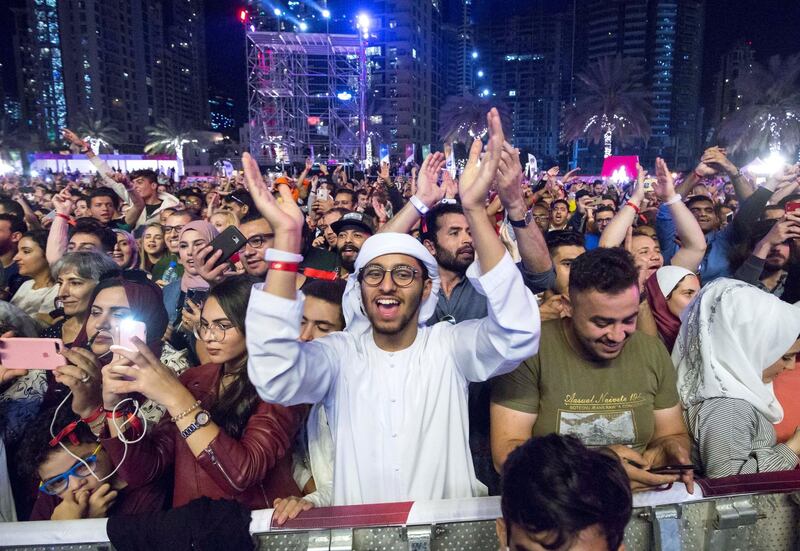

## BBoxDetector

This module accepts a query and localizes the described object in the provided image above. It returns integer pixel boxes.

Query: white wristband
[664,193,683,206]
[263,249,304,263]
[409,195,430,216]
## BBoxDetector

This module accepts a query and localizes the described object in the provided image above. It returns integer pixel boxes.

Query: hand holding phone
[0,338,64,371]
[206,226,247,270]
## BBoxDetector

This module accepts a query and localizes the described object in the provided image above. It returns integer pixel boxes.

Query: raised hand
[700,146,737,176]
[193,245,245,285]
[242,152,305,242]
[442,170,458,200]
[372,196,389,223]
[653,158,677,201]
[55,348,103,418]
[62,128,88,149]
[459,108,505,210]
[52,188,75,216]
[496,142,525,215]
[414,152,446,207]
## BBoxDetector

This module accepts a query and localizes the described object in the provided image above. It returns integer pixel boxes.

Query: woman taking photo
[674,278,800,478]
[92,275,304,509]
[11,230,59,322]
[139,223,166,274]
[42,252,119,344]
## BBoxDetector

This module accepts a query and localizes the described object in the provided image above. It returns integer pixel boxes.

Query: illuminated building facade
[13,0,208,150]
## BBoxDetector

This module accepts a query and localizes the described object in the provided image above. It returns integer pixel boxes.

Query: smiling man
[331,212,375,278]
[245,109,541,505]
[491,247,694,494]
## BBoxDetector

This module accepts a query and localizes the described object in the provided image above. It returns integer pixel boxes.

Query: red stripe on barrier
[696,469,800,497]
[272,501,414,530]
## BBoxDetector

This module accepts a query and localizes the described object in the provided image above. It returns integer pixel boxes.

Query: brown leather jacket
[102,363,304,509]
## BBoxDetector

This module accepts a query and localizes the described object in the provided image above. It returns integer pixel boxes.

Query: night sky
[2,1,800,129]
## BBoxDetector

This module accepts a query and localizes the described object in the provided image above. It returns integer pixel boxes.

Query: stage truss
[247,31,365,164]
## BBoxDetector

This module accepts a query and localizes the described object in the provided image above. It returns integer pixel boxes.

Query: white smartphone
[114,318,147,353]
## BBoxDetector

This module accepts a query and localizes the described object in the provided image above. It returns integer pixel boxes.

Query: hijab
[672,278,800,423]
[645,266,695,352]
[342,232,440,336]
[72,271,169,362]
[177,220,219,293]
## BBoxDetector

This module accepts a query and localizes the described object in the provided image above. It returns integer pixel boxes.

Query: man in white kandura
[243,109,540,505]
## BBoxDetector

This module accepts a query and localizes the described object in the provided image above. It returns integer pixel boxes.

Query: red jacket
[102,363,304,509]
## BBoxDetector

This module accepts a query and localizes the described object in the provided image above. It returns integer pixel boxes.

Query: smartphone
[0,338,64,370]
[649,464,697,475]
[185,287,209,310]
[115,319,147,353]
[317,188,329,202]
[786,201,800,214]
[207,225,247,269]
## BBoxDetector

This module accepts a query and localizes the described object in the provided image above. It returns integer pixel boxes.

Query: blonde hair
[209,210,240,231]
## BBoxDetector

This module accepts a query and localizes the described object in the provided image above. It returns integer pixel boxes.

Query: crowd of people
[1,112,800,547]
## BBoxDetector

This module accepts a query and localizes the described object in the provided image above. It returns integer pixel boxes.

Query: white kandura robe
[245,252,540,505]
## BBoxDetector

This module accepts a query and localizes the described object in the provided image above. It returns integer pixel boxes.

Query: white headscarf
[672,278,800,423]
[342,232,440,336]
[656,265,695,299]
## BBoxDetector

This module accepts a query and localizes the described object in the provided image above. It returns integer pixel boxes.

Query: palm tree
[717,54,800,156]
[438,94,512,144]
[144,118,202,177]
[0,121,40,172]
[562,55,652,158]
[73,112,122,153]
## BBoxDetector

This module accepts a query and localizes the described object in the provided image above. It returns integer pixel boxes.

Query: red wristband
[625,201,641,214]
[105,408,128,419]
[56,213,73,224]
[693,170,703,179]
[268,261,299,273]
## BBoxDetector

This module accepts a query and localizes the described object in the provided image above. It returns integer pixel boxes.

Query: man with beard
[491,247,694,494]
[331,212,375,278]
[245,109,540,505]
[733,215,800,298]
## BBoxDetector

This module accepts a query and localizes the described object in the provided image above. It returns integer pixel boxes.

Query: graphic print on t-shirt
[558,410,636,447]
[556,392,646,447]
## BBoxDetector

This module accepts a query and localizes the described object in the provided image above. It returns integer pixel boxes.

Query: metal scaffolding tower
[246,31,365,164]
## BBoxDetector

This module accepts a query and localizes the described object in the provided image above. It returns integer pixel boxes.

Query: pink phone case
[0,338,64,370]
[116,320,147,352]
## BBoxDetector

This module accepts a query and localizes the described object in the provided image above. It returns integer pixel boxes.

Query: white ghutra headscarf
[672,278,800,423]
[342,232,440,336]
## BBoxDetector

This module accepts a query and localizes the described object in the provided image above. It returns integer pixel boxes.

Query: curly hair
[569,247,638,295]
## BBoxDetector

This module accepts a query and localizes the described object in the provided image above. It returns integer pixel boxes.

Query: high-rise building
[710,42,755,132]
[12,0,208,151]
[475,3,575,161]
[575,0,705,168]
[362,0,445,158]
[209,93,237,134]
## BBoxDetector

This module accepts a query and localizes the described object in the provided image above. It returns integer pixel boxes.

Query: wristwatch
[180,410,211,439]
[508,209,533,228]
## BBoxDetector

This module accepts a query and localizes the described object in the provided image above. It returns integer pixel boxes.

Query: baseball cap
[330,211,376,235]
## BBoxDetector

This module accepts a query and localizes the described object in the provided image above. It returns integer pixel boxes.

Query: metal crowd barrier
[2,471,800,550]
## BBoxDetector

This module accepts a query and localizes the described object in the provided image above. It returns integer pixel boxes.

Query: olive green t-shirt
[491,318,679,453]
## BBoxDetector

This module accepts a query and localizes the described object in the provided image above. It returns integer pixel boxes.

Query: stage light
[239,9,248,22]
[273,8,282,16]
[322,9,331,18]
[337,91,353,101]
[357,13,370,37]
[299,21,308,31]
[471,51,478,59]
[477,70,484,77]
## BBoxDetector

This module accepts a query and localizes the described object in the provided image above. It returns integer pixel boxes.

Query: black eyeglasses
[359,265,420,288]
[162,225,184,234]
[245,234,275,249]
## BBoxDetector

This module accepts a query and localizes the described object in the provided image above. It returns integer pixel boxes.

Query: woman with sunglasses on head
[94,275,305,510]
[19,406,166,520]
